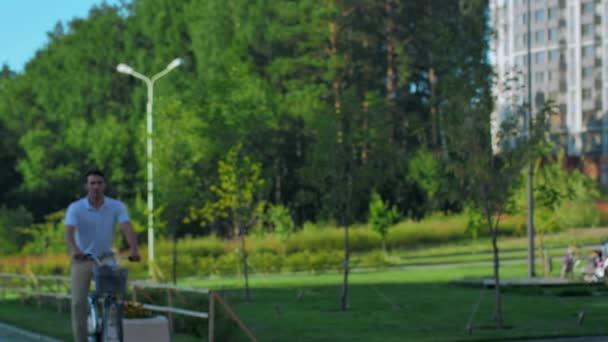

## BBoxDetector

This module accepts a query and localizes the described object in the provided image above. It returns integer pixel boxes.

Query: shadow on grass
[2,281,608,342]
[223,282,608,342]
[0,298,203,342]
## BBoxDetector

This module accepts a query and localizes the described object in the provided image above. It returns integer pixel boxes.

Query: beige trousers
[71,259,94,342]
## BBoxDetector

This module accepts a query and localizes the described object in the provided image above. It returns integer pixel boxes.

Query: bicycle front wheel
[102,300,123,342]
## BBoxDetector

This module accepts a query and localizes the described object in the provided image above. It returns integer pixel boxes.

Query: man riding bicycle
[64,169,141,342]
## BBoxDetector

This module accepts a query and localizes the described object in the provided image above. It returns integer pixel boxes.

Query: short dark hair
[84,169,105,182]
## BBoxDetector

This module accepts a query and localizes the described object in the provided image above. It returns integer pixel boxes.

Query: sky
[0,0,122,72]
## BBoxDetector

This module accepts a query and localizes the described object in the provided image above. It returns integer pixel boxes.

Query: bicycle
[85,254,134,342]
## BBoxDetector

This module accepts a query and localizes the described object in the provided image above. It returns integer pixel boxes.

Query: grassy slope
[183,263,608,341]
[3,262,608,341]
[229,282,608,342]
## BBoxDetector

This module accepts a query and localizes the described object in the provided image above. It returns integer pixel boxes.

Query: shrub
[368,191,400,250]
[555,201,600,229]
[309,250,342,272]
[248,252,282,274]
[359,250,390,268]
[198,256,215,277]
[285,226,378,253]
[212,253,241,276]
[386,214,467,249]
[156,235,227,259]
[283,251,311,272]
[265,204,296,240]
[0,206,33,256]
[155,254,198,281]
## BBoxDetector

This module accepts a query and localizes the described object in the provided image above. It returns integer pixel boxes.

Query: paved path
[508,337,608,342]
[0,322,61,342]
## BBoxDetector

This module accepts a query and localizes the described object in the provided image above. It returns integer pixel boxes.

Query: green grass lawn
[2,255,608,341]
[0,300,72,340]
[179,261,532,290]
[178,262,608,341]
[227,282,608,342]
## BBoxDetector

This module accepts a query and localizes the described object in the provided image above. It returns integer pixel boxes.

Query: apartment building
[490,0,608,183]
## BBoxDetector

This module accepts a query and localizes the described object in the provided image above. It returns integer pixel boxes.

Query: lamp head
[166,58,184,71]
[116,63,134,75]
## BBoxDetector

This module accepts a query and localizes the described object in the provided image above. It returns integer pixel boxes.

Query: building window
[582,24,593,37]
[583,45,594,58]
[548,7,557,20]
[549,49,559,62]
[582,2,594,15]
[535,30,545,43]
[548,27,558,41]
[535,71,545,83]
[535,51,545,64]
[535,9,545,23]
[548,71,554,81]
[583,88,592,100]
[582,66,594,79]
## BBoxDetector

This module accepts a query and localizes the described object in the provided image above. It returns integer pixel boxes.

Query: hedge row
[154,213,526,259]
[0,249,393,280]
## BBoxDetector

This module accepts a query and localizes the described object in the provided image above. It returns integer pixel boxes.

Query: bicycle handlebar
[83,254,137,266]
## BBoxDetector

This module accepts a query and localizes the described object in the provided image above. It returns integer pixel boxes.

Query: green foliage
[554,202,600,230]
[19,211,66,255]
[1,0,595,267]
[509,153,600,233]
[0,206,33,255]
[156,235,227,258]
[265,204,296,240]
[408,149,441,210]
[248,252,283,274]
[191,143,266,236]
[359,250,390,268]
[464,204,485,244]
[368,191,400,250]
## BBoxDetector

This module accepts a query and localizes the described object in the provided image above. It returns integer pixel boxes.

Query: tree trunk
[539,232,547,276]
[361,89,369,164]
[274,158,282,204]
[360,32,371,164]
[330,18,342,142]
[171,220,178,285]
[429,64,439,148]
[341,215,350,311]
[482,189,503,329]
[385,0,396,142]
[240,227,251,302]
[491,229,503,329]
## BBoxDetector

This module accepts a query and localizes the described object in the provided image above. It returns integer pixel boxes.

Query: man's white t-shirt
[64,196,130,257]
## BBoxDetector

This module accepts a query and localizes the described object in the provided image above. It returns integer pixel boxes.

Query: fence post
[208,291,215,342]
[132,285,138,303]
[214,292,257,342]
[34,275,41,309]
[56,278,62,313]
[167,288,174,334]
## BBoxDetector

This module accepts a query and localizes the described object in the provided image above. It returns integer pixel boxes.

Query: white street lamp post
[117,58,184,276]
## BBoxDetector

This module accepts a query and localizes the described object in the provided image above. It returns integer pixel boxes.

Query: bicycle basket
[93,265,128,294]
